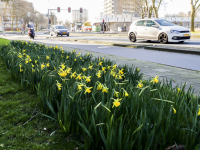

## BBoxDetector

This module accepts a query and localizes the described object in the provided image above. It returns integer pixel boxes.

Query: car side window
[146,20,156,27]
[136,21,145,26]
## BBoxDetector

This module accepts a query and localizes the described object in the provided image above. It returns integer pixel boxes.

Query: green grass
[0,38,10,46]
[0,39,79,149]
[0,58,79,150]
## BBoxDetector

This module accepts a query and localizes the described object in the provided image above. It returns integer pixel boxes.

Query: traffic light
[57,7,60,13]
[68,7,71,13]
[49,19,51,24]
[103,20,104,24]
[80,7,82,13]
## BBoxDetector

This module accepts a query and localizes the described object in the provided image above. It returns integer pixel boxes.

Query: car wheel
[61,35,63,36]
[57,34,58,37]
[178,41,184,43]
[67,34,69,36]
[129,32,136,42]
[158,33,168,44]
[147,40,151,42]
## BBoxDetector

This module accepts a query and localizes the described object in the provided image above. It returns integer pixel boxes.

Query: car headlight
[170,30,180,34]
[57,30,60,33]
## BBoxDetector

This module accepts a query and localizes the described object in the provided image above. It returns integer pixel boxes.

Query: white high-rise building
[72,9,88,23]
[103,0,139,17]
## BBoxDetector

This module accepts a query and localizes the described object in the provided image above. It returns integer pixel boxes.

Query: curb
[145,46,200,55]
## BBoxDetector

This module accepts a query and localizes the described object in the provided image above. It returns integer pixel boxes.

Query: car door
[135,20,146,39]
[144,20,159,40]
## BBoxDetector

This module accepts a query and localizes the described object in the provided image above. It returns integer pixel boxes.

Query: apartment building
[103,0,140,17]
[72,9,88,24]
[0,0,24,31]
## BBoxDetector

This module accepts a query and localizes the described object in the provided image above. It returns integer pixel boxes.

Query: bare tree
[63,20,70,27]
[190,0,200,32]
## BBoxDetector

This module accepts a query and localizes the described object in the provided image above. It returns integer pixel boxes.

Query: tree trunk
[190,10,195,32]
[148,6,153,18]
[11,16,14,31]
[190,1,195,32]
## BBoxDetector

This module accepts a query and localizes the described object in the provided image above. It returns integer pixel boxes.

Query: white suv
[128,19,191,44]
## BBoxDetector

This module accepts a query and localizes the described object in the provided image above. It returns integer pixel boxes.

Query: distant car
[128,19,191,44]
[50,25,69,37]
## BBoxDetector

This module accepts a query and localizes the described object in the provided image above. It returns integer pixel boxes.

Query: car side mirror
[152,25,159,28]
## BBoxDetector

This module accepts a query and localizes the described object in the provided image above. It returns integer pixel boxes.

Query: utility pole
[0,0,5,35]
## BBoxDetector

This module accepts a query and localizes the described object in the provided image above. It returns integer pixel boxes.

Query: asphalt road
[1,34,200,71]
[45,34,200,48]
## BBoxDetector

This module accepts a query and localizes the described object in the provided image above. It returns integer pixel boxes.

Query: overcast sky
[26,0,191,22]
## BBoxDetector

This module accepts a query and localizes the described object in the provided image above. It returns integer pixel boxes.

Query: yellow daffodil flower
[76,74,82,80]
[102,85,109,93]
[112,98,122,108]
[198,109,200,116]
[112,64,117,69]
[23,50,26,52]
[74,59,77,61]
[26,55,30,59]
[60,63,65,69]
[70,72,76,78]
[67,56,69,59]
[96,71,102,78]
[88,65,93,70]
[29,59,32,62]
[171,105,176,114]
[122,89,129,97]
[46,56,50,60]
[137,80,143,88]
[25,60,29,64]
[86,53,90,56]
[119,69,124,74]
[32,69,35,73]
[35,60,38,64]
[56,81,62,90]
[82,68,87,71]
[102,67,106,71]
[114,90,119,97]
[137,68,140,71]
[85,76,92,83]
[84,87,93,94]
[97,82,103,90]
[41,63,45,70]
[77,84,84,90]
[46,63,50,67]
[151,75,159,84]
[20,68,23,72]
[177,88,181,93]
[19,64,22,68]
[32,65,34,68]
[99,62,103,66]
[66,67,72,74]
[107,66,111,69]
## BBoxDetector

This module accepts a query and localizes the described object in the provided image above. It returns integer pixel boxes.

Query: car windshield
[55,26,66,29]
[154,20,175,26]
